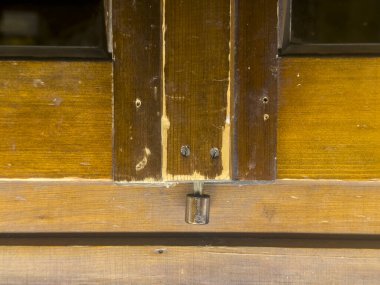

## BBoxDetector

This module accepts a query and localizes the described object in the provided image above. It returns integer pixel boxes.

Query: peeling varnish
[164,171,208,181]
[216,0,232,180]
[161,0,169,180]
[135,147,151,172]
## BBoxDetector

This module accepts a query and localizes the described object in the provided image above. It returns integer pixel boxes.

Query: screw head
[210,147,220,159]
[180,145,191,157]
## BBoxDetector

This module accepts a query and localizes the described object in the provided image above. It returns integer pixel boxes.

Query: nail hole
[264,114,270,121]
[262,97,269,104]
[155,249,166,254]
[135,98,142,108]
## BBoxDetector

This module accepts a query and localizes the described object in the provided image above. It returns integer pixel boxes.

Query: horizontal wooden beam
[0,243,379,284]
[1,180,380,234]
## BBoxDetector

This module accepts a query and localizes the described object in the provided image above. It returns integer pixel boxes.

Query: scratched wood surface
[278,58,380,179]
[1,244,380,284]
[163,0,231,180]
[1,180,380,234]
[0,61,112,179]
[113,0,162,181]
[233,0,278,180]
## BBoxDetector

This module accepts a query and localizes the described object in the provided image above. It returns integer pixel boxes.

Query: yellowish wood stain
[278,58,380,180]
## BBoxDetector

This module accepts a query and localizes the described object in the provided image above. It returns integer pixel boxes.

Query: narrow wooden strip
[2,180,380,233]
[0,61,112,179]
[278,58,380,179]
[233,0,278,180]
[163,0,231,180]
[113,0,162,181]
[0,245,379,284]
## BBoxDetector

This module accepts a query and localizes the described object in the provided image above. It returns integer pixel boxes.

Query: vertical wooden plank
[233,0,278,180]
[113,0,162,181]
[163,0,231,180]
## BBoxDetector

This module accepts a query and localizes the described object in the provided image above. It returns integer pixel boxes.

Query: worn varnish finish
[0,61,112,179]
[163,0,231,180]
[278,58,380,179]
[232,0,278,180]
[2,180,380,233]
[1,245,380,284]
[113,0,162,181]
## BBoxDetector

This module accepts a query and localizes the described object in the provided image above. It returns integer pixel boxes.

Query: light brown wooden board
[1,245,380,284]
[0,61,112,179]
[233,0,278,180]
[278,58,380,179]
[163,0,231,180]
[113,0,162,181]
[2,180,380,234]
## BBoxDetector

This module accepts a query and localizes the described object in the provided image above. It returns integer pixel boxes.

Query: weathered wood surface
[233,0,278,180]
[113,0,162,181]
[278,58,380,180]
[0,61,112,179]
[1,180,380,234]
[163,0,231,180]
[1,244,380,284]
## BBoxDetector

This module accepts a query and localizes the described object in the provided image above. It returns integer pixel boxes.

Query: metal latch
[185,181,210,225]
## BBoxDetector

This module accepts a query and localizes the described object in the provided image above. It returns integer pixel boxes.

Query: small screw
[210,147,220,159]
[180,145,191,157]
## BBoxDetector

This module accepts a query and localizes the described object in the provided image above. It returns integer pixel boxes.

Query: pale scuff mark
[33,79,45,87]
[15,196,26,201]
[52,97,63,107]
[136,147,152,172]
[135,98,142,109]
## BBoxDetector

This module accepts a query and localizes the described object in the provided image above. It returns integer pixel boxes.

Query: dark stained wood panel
[233,0,278,180]
[0,61,112,179]
[113,0,162,181]
[1,245,380,284]
[278,58,380,179]
[2,180,380,234]
[163,0,231,180]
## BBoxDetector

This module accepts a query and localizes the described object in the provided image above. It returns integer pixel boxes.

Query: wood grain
[163,0,231,180]
[232,0,278,180]
[278,58,380,179]
[0,61,112,179]
[113,0,162,181]
[2,180,380,234]
[1,245,380,284]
